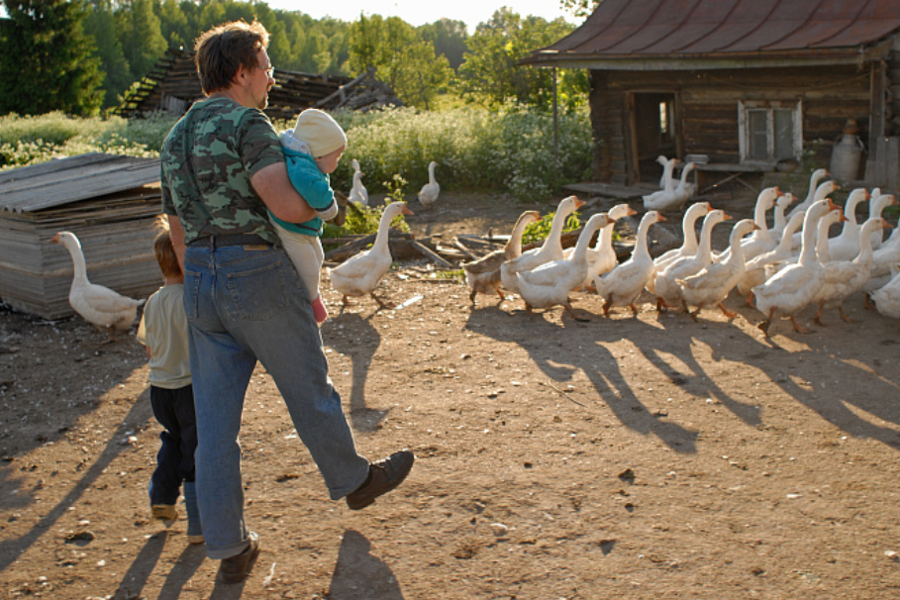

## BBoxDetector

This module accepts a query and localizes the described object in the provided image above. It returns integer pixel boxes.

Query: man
[160,20,414,585]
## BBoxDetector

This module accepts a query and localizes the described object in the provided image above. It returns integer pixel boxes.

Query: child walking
[270,108,347,324]
[136,219,202,544]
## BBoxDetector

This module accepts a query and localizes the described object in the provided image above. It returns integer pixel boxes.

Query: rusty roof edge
[519,40,892,69]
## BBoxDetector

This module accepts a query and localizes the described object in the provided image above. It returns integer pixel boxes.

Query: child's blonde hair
[152,215,181,278]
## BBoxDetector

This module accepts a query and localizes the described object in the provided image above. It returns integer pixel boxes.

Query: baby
[270,108,346,323]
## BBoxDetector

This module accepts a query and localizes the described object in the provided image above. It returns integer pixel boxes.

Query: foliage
[0,0,105,117]
[456,8,586,111]
[324,104,592,202]
[0,112,176,169]
[321,201,409,241]
[1,107,592,204]
[520,210,582,246]
[417,19,469,72]
[560,0,601,19]
[383,174,408,204]
[348,15,454,109]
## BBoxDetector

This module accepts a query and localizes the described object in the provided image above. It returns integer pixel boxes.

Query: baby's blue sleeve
[285,154,338,221]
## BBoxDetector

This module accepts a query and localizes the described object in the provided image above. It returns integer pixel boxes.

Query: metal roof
[523,0,900,68]
[0,153,160,214]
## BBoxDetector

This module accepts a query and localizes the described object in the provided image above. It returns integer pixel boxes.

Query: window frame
[737,100,803,165]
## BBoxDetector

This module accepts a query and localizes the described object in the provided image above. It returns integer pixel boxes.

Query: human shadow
[111,530,168,600]
[466,302,699,453]
[322,313,388,431]
[157,542,206,600]
[327,529,405,599]
[0,386,153,572]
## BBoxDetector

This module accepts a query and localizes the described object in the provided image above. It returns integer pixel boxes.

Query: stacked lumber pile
[0,154,163,319]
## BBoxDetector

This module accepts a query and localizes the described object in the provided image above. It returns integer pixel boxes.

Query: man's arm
[251,162,318,223]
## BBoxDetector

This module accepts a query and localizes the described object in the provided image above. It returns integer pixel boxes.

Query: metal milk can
[829,118,864,182]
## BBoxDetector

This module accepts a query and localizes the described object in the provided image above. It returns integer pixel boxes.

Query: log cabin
[522,0,900,194]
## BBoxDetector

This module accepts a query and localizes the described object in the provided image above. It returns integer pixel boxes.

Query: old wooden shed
[0,154,163,319]
[522,0,900,193]
[113,49,401,121]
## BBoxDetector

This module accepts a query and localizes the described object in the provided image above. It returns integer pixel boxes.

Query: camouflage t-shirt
[160,97,284,246]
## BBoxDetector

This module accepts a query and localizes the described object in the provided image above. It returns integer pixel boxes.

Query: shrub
[1,107,593,203]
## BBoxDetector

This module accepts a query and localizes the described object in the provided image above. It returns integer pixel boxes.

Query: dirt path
[1,191,899,599]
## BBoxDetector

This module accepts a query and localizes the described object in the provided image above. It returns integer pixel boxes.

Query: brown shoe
[346,450,415,510]
[151,504,177,521]
[218,532,260,584]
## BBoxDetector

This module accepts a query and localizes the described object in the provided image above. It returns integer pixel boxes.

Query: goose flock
[458,167,900,335]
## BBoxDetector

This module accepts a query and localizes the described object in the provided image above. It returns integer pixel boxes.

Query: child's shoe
[152,504,178,521]
[311,295,328,324]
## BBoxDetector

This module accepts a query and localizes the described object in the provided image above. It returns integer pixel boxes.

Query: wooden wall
[0,191,163,320]
[588,64,872,185]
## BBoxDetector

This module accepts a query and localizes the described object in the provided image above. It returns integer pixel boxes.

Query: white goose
[679,219,759,320]
[652,209,729,312]
[565,202,638,289]
[753,199,839,335]
[642,163,696,212]
[594,210,667,316]
[49,231,145,341]
[516,213,615,320]
[827,188,870,262]
[864,223,900,305]
[867,191,896,250]
[786,168,830,221]
[348,159,368,206]
[501,196,585,294]
[716,187,782,263]
[651,201,713,279]
[329,201,414,308]
[789,180,840,249]
[657,155,679,191]
[464,210,540,303]
[418,161,440,207]
[811,217,891,325]
[737,210,806,302]
[871,264,900,321]
[770,192,796,239]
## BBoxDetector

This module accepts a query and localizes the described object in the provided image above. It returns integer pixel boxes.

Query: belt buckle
[242,244,269,251]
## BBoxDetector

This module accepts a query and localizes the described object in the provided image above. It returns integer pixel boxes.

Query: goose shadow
[322,313,389,431]
[327,529,405,599]
[466,302,699,453]
[638,306,765,427]
[0,386,153,572]
[742,317,900,448]
[655,295,900,449]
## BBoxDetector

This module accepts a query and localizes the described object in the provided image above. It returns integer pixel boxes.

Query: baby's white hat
[292,109,347,157]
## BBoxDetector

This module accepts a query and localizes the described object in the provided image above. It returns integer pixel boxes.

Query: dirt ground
[1,188,900,600]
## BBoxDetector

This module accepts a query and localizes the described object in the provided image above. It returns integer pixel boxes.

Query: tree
[348,15,453,109]
[84,0,131,108]
[0,0,104,116]
[115,0,167,80]
[456,8,582,110]
[560,0,601,19]
[418,18,468,71]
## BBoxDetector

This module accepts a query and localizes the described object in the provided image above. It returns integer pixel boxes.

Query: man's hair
[194,20,270,95]
[152,216,181,279]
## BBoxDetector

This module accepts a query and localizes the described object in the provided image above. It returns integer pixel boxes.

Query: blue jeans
[183,244,369,559]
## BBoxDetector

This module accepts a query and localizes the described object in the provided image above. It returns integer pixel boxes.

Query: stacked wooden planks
[0,154,164,319]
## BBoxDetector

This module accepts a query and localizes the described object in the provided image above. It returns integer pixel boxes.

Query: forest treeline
[0,0,595,117]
